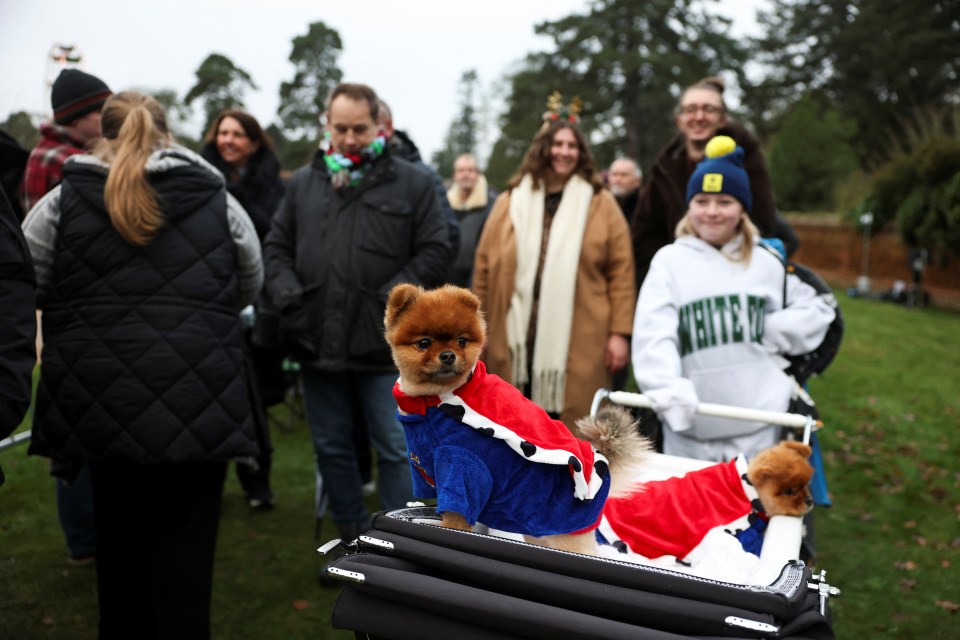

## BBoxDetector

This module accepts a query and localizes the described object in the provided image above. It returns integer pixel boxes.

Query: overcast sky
[1,0,763,163]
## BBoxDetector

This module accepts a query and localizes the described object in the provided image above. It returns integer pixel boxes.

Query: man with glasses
[630,76,777,286]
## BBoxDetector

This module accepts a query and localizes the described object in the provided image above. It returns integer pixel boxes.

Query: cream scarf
[446,174,490,211]
[506,173,593,414]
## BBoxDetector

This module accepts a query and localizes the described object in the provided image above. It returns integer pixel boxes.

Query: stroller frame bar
[591,389,820,445]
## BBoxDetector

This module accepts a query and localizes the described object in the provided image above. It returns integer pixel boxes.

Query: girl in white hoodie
[631,136,835,462]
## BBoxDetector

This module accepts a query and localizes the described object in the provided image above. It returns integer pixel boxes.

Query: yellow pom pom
[705,136,736,159]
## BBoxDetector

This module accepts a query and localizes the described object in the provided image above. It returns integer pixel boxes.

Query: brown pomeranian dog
[384,283,649,556]
[598,440,814,560]
[747,440,816,517]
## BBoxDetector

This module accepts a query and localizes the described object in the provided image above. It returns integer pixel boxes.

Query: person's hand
[645,382,699,433]
[604,334,630,373]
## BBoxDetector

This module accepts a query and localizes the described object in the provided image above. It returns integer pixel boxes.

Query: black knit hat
[51,69,112,125]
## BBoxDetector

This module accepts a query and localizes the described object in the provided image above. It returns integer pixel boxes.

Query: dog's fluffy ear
[781,440,812,459]
[385,283,423,332]
[749,460,773,485]
[442,284,488,345]
[440,284,482,314]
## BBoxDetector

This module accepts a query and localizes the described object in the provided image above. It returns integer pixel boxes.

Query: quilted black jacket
[0,189,36,487]
[28,158,259,478]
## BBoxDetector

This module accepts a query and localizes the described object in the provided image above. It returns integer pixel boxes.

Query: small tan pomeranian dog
[600,440,815,559]
[384,283,649,556]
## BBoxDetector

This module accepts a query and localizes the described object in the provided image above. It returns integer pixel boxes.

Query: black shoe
[67,555,96,567]
[245,489,275,510]
[248,496,275,510]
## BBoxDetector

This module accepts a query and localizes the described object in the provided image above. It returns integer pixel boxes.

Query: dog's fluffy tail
[575,405,651,498]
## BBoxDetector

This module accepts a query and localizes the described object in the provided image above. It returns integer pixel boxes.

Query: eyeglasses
[679,104,724,116]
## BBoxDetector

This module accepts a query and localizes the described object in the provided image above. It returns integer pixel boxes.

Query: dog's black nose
[440,351,456,365]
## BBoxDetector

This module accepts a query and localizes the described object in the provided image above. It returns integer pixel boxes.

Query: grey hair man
[607,156,642,220]
[446,153,498,287]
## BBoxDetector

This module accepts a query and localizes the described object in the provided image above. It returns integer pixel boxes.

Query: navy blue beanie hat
[685,135,752,213]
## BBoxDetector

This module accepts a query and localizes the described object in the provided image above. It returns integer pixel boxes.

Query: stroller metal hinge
[317,537,359,555]
[358,535,395,552]
[807,569,842,615]
[326,566,366,584]
[724,617,779,635]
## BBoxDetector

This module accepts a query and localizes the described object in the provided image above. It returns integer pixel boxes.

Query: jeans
[300,368,413,529]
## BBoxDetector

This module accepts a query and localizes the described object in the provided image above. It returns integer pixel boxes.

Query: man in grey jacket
[263,83,450,563]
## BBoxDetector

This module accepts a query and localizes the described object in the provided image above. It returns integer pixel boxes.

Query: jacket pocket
[281,286,322,361]
[356,200,413,284]
[348,291,391,365]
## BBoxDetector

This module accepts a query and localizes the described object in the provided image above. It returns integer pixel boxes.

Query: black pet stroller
[323,391,840,639]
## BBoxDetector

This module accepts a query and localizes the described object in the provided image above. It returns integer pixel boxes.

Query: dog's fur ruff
[385,283,649,556]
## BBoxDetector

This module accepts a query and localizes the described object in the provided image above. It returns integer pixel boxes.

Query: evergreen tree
[267,123,316,172]
[277,21,344,141]
[432,69,481,178]
[767,95,859,211]
[747,0,960,164]
[184,54,257,134]
[486,53,566,188]
[1,112,38,150]
[486,0,749,184]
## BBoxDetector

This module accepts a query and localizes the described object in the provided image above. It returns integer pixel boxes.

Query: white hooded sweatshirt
[631,234,835,460]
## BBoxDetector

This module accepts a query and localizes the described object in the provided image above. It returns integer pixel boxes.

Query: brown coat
[472,187,636,429]
[631,121,777,286]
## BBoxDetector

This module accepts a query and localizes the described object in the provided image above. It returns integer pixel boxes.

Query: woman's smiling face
[216,116,259,168]
[549,127,580,181]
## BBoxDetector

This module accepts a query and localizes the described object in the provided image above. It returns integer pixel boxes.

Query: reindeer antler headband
[541,91,582,128]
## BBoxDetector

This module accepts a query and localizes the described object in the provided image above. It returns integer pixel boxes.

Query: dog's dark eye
[415,338,432,350]
[783,488,795,496]
[457,337,467,348]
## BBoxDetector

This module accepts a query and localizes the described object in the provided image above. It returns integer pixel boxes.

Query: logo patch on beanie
[702,173,723,193]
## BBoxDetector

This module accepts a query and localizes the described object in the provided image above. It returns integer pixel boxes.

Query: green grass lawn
[0,401,356,640]
[806,295,960,639]
[1,293,957,639]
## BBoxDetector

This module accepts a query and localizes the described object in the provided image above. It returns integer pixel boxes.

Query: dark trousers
[235,341,279,503]
[236,454,272,501]
[56,463,97,559]
[88,460,228,640]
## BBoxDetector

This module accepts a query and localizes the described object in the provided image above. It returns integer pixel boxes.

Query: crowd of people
[0,67,836,638]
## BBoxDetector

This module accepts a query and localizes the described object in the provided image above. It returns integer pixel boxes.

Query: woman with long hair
[23,91,263,639]
[201,108,285,509]
[200,109,284,239]
[473,107,636,430]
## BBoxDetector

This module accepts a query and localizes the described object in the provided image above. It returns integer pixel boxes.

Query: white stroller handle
[0,430,31,452]
[591,389,821,445]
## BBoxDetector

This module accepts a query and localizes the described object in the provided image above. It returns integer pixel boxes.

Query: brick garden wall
[786,215,960,310]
